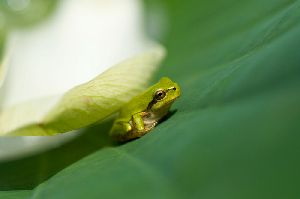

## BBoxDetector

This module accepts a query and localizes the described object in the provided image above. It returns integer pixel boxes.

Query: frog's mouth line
[164,97,179,106]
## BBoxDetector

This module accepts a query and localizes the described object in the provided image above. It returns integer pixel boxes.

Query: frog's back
[118,90,153,121]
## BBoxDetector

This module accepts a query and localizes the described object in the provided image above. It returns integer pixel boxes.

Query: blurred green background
[1,0,300,198]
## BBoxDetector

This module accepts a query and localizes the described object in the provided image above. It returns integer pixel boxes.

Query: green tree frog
[110,77,181,141]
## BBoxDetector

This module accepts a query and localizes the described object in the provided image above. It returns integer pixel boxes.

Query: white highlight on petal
[2,0,149,108]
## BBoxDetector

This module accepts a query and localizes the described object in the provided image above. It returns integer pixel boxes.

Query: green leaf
[0,190,32,199]
[0,46,165,136]
[2,0,300,198]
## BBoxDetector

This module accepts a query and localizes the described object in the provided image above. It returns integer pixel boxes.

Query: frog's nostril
[167,87,176,91]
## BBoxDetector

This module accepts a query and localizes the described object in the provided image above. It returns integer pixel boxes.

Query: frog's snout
[175,83,181,97]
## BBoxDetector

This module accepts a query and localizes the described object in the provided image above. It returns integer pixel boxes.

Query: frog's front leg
[120,121,132,132]
[132,112,146,132]
[113,112,151,141]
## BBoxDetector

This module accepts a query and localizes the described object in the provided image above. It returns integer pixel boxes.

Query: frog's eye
[154,89,166,100]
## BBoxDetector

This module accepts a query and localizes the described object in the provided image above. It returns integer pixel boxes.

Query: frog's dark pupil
[155,90,166,100]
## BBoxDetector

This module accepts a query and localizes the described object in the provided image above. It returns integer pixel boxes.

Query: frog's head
[148,77,181,112]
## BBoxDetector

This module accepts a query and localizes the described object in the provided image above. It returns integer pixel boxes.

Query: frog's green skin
[110,77,181,141]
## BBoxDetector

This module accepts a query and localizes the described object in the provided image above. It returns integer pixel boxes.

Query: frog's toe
[122,123,132,132]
